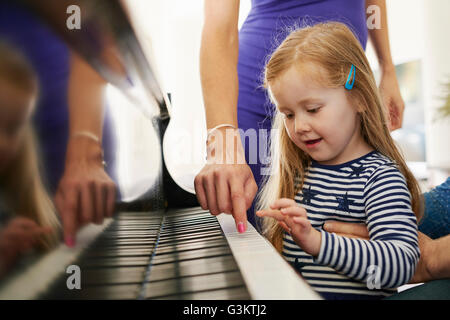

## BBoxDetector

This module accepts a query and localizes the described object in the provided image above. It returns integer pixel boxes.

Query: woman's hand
[379,65,405,131]
[0,217,51,277]
[323,221,369,239]
[54,137,116,248]
[256,198,321,256]
[195,127,257,233]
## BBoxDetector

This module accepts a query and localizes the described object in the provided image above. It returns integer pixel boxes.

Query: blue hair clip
[345,64,356,90]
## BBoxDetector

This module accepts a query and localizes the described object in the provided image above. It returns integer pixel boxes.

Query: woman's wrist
[206,126,245,164]
[380,62,396,74]
[66,132,104,167]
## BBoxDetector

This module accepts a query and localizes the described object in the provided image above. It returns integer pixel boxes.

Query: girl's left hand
[256,198,321,256]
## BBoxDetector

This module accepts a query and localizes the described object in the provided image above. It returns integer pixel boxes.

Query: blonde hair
[258,22,421,252]
[0,42,60,249]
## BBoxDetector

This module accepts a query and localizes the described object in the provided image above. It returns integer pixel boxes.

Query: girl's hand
[256,198,322,256]
[0,217,51,277]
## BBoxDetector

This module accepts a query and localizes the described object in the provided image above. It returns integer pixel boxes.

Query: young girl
[256,22,421,300]
[0,42,60,278]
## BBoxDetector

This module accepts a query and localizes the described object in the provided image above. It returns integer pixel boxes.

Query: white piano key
[217,213,321,300]
[0,218,113,299]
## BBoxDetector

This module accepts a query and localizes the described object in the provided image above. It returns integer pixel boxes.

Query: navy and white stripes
[282,151,420,299]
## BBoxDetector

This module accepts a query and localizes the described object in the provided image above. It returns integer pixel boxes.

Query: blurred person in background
[0,42,60,278]
[0,1,117,248]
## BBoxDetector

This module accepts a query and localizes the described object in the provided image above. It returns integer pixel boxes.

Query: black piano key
[90,239,158,247]
[144,270,246,299]
[57,283,141,300]
[81,267,147,285]
[151,246,233,265]
[85,247,153,258]
[159,286,250,300]
[79,256,151,268]
[155,238,228,255]
[148,255,240,282]
[156,230,223,245]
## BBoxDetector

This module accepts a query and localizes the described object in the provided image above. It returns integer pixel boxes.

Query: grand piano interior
[0,0,320,300]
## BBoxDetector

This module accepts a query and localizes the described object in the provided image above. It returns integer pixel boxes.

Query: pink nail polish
[237,222,245,233]
[65,237,75,248]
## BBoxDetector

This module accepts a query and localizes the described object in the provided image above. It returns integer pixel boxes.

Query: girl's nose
[294,116,311,133]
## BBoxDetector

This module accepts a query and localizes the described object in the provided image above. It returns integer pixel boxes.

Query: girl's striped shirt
[282,151,420,300]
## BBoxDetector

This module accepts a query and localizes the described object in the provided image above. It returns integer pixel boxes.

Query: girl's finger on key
[256,209,284,221]
[270,198,297,210]
[280,206,307,217]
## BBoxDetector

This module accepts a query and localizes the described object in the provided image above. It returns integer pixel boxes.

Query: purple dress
[237,0,368,227]
[0,2,117,194]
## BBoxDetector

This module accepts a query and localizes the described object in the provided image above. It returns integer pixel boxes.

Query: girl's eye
[307,106,321,113]
[284,113,294,119]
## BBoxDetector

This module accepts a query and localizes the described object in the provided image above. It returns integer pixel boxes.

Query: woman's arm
[366,0,405,131]
[200,0,240,129]
[54,52,116,247]
[195,0,257,233]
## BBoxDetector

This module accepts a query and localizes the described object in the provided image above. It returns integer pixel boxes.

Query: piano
[0,0,320,300]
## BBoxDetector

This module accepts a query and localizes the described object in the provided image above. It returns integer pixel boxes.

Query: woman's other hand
[54,137,116,248]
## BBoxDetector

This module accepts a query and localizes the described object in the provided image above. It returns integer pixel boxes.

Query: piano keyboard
[0,207,320,300]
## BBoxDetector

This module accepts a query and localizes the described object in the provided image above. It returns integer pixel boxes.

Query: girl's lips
[305,138,322,148]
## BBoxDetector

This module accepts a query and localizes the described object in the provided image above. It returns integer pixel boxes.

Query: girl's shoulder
[362,152,408,192]
[359,151,399,177]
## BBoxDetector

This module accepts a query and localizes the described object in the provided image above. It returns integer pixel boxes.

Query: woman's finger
[216,173,232,214]
[106,183,116,218]
[58,186,78,247]
[93,184,104,224]
[229,176,248,233]
[80,183,94,226]
[203,175,219,215]
[194,175,208,210]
